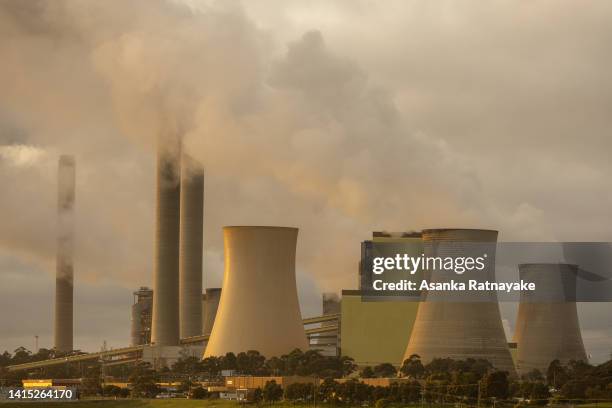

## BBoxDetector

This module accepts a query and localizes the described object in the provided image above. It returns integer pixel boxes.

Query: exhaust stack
[179,155,204,338]
[151,139,181,346]
[54,155,75,352]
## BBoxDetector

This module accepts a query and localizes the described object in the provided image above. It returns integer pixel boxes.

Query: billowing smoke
[1,0,611,357]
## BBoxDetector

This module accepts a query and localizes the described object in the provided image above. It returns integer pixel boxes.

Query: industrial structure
[151,138,182,346]
[202,288,221,335]
[339,232,422,366]
[203,226,308,358]
[55,155,75,353]
[513,263,587,375]
[403,229,516,375]
[179,155,205,338]
[13,153,592,380]
[309,293,341,356]
[341,290,418,365]
[131,287,153,346]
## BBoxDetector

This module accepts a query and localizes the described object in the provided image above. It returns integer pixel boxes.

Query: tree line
[2,345,611,405]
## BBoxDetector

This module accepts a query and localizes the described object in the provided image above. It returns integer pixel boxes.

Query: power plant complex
[11,144,589,378]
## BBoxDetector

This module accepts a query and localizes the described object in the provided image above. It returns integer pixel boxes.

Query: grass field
[2,400,612,408]
[0,399,237,408]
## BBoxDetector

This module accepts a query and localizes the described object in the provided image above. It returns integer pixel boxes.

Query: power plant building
[513,263,587,375]
[341,232,422,366]
[341,291,419,366]
[203,226,308,358]
[310,293,341,356]
[179,155,204,338]
[131,287,153,346]
[403,229,516,375]
[55,155,75,353]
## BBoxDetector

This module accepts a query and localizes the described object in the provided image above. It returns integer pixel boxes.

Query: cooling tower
[202,288,221,335]
[179,155,204,338]
[151,139,181,346]
[403,229,516,375]
[54,155,75,352]
[203,227,308,357]
[513,263,587,375]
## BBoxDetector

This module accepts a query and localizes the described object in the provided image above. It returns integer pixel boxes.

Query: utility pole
[313,376,317,408]
[421,382,426,408]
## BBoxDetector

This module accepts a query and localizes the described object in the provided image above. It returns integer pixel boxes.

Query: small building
[225,376,317,390]
[335,377,413,387]
[22,379,81,389]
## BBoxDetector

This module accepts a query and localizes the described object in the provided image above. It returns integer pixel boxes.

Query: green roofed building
[340,290,419,366]
[341,231,422,367]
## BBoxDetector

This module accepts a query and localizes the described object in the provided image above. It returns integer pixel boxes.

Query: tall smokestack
[404,229,516,375]
[513,263,587,375]
[204,226,308,357]
[151,138,181,346]
[55,155,75,353]
[179,155,204,338]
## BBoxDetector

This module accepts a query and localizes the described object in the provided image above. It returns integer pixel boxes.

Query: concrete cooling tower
[151,139,181,346]
[203,227,308,358]
[179,155,204,338]
[513,263,587,375]
[202,288,221,335]
[55,155,75,352]
[404,229,516,375]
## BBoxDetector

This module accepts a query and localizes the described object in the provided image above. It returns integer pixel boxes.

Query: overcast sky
[0,0,610,362]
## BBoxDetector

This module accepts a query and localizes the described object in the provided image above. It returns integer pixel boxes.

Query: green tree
[318,378,339,402]
[129,363,159,398]
[373,363,397,378]
[401,354,425,378]
[547,360,568,389]
[201,356,221,378]
[191,386,209,399]
[252,387,263,403]
[263,380,283,403]
[0,351,11,367]
[11,347,32,365]
[102,385,123,397]
[480,371,510,400]
[177,378,194,393]
[284,382,314,401]
[522,369,544,382]
[237,350,267,375]
[222,352,238,371]
[172,355,201,375]
[361,366,375,378]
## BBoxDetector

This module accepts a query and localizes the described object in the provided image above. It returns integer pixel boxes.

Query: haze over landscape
[0,0,611,361]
